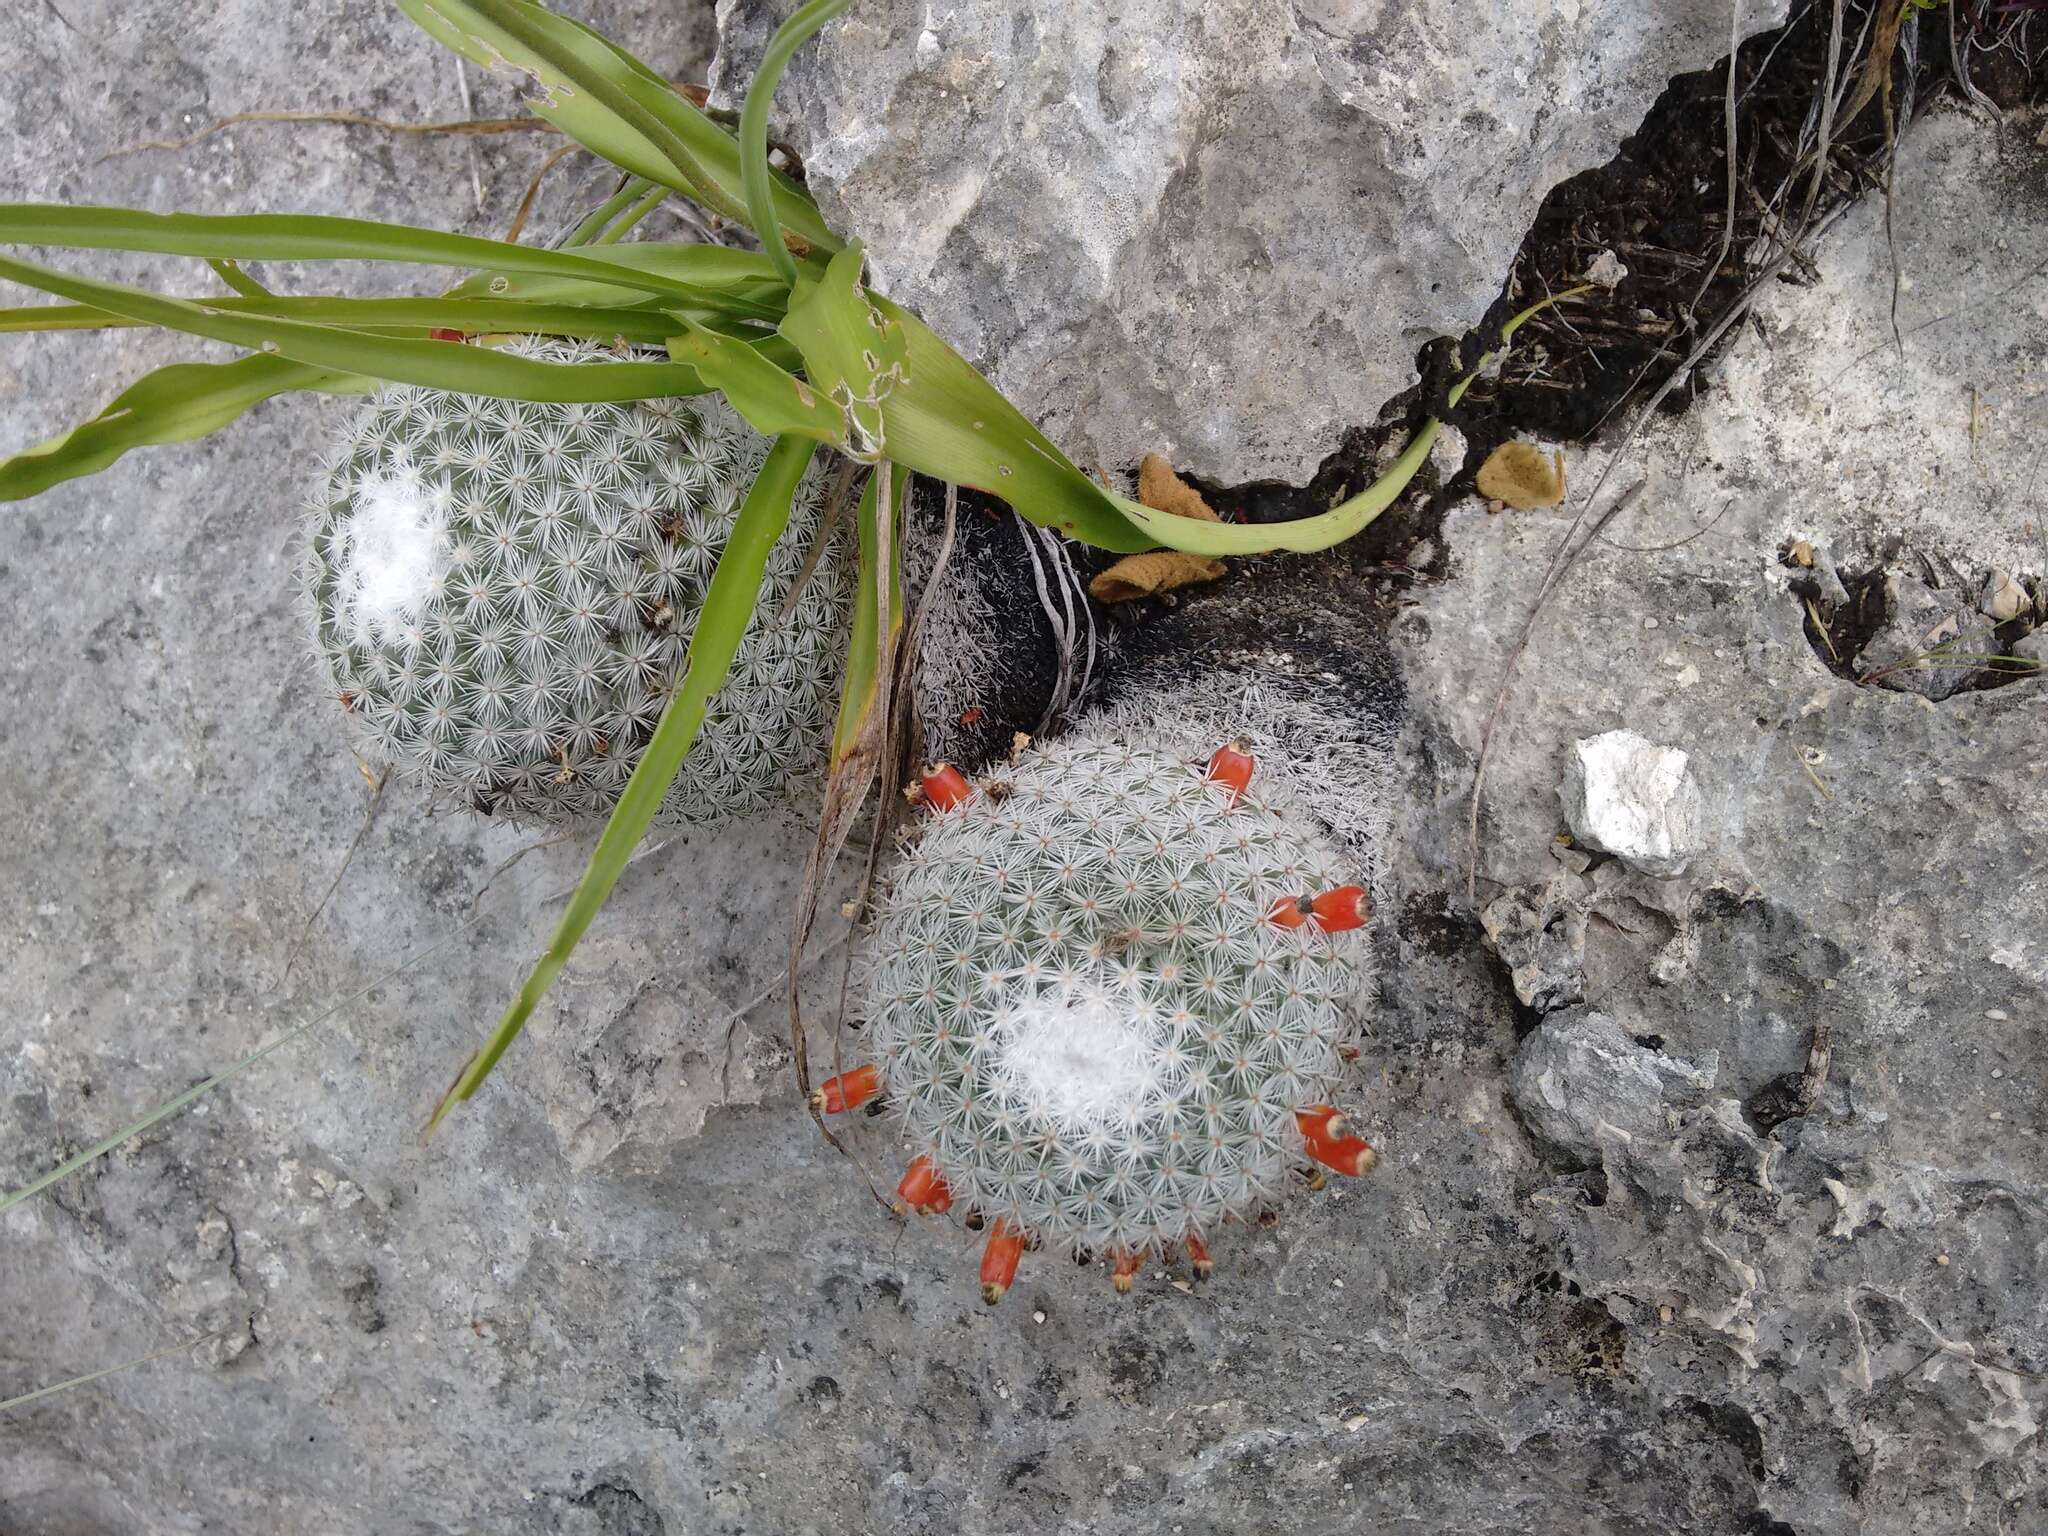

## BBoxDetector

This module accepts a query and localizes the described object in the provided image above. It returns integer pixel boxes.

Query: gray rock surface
[1394,106,2048,1533]
[2,8,2045,1536]
[1479,865,1589,1014]
[1558,729,1704,877]
[711,0,1787,485]
[1509,1008,1715,1165]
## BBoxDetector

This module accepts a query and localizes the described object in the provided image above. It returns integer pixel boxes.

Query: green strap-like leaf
[868,287,1589,558]
[400,0,839,262]
[779,243,908,463]
[0,353,365,501]
[867,297,1156,553]
[739,0,858,288]
[832,463,907,761]
[407,0,726,216]
[0,295,725,342]
[0,252,713,402]
[559,175,660,249]
[668,318,846,441]
[445,240,789,311]
[1109,287,1588,554]
[0,204,727,304]
[679,271,1155,555]
[425,433,821,1131]
[206,257,272,298]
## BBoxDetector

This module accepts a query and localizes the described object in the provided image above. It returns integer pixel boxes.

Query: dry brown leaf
[1089,452,1229,603]
[1475,441,1567,509]
[1089,549,1227,602]
[1135,452,1220,524]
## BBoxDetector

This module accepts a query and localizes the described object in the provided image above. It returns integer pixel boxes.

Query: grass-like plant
[0,0,1564,1151]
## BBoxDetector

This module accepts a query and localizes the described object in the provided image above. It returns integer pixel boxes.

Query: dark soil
[1789,551,2045,695]
[1472,0,2046,449]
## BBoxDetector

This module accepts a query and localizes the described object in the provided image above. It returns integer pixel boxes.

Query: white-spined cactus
[818,735,1377,1301]
[305,339,851,824]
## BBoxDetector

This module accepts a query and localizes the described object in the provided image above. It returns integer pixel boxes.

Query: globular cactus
[304,338,851,824]
[819,735,1377,1302]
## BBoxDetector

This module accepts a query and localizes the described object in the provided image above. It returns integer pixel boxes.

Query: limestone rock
[1558,729,1703,878]
[1480,871,1588,1014]
[1393,112,2048,1531]
[1510,1008,1716,1164]
[713,0,1787,484]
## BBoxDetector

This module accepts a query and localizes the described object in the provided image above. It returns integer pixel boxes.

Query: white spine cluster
[304,339,852,825]
[861,738,1364,1256]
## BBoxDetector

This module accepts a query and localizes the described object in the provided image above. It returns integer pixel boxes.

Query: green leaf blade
[667,318,846,445]
[779,244,909,463]
[0,353,365,501]
[398,0,839,262]
[872,299,1153,554]
[0,252,713,402]
[831,465,906,762]
[0,204,728,304]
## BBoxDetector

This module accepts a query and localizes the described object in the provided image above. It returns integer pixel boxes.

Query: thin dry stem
[100,109,554,162]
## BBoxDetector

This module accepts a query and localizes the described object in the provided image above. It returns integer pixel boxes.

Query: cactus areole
[825,737,1378,1300]
[305,339,851,825]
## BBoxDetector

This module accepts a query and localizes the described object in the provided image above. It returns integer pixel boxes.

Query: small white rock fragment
[1559,730,1703,878]
[1427,422,1468,484]
[1584,249,1628,289]
[1980,568,2027,623]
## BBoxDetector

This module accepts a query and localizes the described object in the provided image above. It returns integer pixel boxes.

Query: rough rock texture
[711,0,1787,485]
[1509,1008,1716,1165]
[1558,728,1703,877]
[1479,864,1589,1014]
[1855,566,2002,701]
[1397,107,2048,1533]
[4,6,2046,1536]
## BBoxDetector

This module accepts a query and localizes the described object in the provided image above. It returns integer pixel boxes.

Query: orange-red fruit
[1205,740,1255,802]
[1310,885,1372,933]
[1295,1104,1348,1140]
[1307,1137,1377,1178]
[1111,1248,1146,1294]
[811,1063,881,1115]
[1296,1106,1377,1178]
[1271,887,1372,933]
[1185,1233,1215,1281]
[919,762,971,812]
[980,1220,1025,1305]
[895,1155,954,1215]
[1269,895,1314,930]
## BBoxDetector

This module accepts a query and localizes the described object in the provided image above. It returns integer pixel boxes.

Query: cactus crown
[304,339,850,824]
[862,738,1363,1258]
